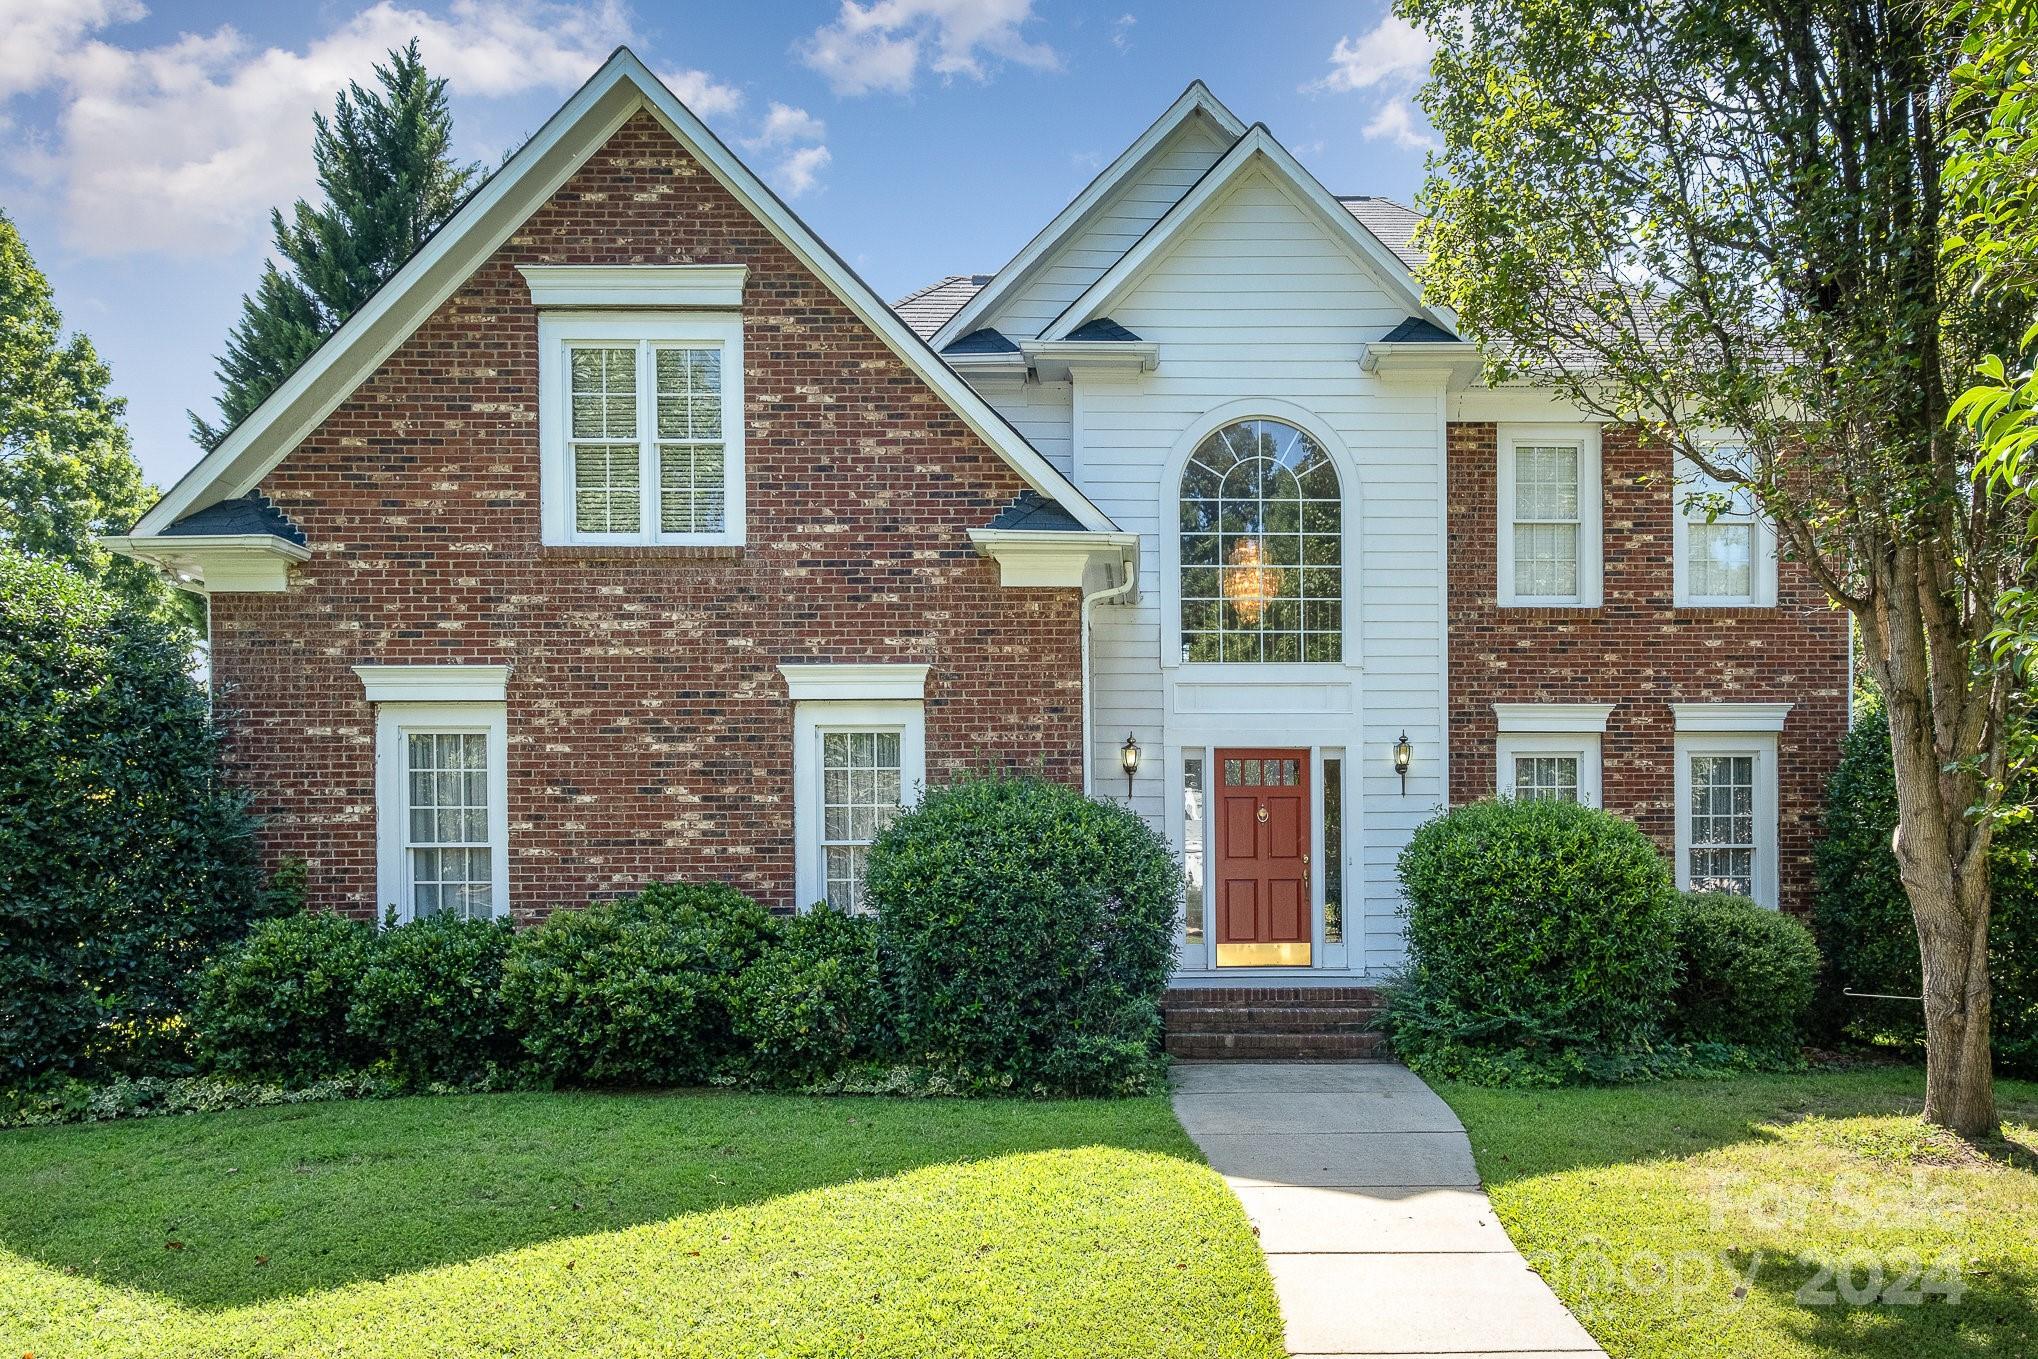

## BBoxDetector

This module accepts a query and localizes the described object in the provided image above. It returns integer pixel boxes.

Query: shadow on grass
[1724,1247,2038,1358]
[0,1087,1200,1311]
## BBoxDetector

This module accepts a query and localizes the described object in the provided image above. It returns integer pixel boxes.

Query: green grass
[0,1090,1285,1358]
[1439,1068,2038,1358]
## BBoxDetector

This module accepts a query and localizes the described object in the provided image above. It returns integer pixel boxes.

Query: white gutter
[1080,561,1139,797]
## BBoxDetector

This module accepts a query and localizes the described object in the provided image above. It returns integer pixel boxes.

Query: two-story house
[109,51,1849,999]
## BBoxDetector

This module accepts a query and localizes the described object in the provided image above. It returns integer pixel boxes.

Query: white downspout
[1080,553,1138,797]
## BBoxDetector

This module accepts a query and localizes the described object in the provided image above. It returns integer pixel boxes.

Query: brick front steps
[1162,986,1389,1060]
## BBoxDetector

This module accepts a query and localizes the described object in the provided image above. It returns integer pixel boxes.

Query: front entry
[1214,749,1311,967]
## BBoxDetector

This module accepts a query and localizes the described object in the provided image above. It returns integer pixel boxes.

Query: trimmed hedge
[1814,699,2038,1074]
[733,906,892,1087]
[1666,890,1820,1049]
[191,912,376,1083]
[867,776,1178,1095]
[500,882,778,1086]
[349,914,515,1086]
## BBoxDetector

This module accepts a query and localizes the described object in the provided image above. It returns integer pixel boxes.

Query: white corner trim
[355,665,511,704]
[967,528,1138,589]
[518,263,748,308]
[1673,701,1793,734]
[1492,702,1618,734]
[100,533,310,594]
[778,663,931,703]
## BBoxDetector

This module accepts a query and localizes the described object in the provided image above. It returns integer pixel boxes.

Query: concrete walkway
[1172,1061,1605,1359]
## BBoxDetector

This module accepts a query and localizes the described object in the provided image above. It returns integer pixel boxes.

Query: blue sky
[0,1,1436,491]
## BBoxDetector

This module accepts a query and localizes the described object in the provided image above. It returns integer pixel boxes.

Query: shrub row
[185,776,1180,1098]
[1383,797,1821,1086]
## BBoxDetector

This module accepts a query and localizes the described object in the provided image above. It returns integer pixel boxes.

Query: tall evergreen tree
[0,210,161,612]
[190,40,481,449]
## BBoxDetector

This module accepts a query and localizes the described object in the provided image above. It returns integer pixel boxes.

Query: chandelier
[1223,536,1285,624]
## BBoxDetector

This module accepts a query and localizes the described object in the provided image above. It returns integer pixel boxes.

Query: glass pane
[1513,523,1580,598]
[568,347,636,439]
[1514,444,1579,519]
[659,443,726,534]
[1323,757,1343,945]
[1223,759,1242,786]
[1183,755,1205,943]
[1689,522,1753,599]
[1513,755,1580,802]
[573,443,641,534]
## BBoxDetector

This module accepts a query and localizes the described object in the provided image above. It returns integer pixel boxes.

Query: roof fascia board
[136,74,642,535]
[612,52,1115,531]
[1039,126,1456,342]
[138,49,1117,537]
[928,80,1247,349]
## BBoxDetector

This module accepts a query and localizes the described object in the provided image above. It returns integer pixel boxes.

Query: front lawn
[0,1090,1284,1358]
[1440,1068,2038,1358]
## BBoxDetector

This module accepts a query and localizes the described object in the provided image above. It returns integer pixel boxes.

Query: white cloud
[1310,14,1438,153]
[661,66,743,119]
[772,144,832,198]
[2,0,642,257]
[743,101,826,150]
[1110,14,1135,53]
[797,0,1059,97]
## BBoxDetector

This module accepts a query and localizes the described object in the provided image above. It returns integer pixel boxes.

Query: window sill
[539,543,745,563]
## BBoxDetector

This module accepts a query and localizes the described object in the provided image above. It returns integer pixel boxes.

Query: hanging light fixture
[1222,537,1285,625]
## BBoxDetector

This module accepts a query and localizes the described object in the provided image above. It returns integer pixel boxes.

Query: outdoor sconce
[1120,733,1142,799]
[1393,730,1413,795]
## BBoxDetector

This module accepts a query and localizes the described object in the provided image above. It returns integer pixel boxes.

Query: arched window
[1179,418,1342,663]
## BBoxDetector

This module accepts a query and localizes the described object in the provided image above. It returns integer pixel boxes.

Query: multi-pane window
[568,341,727,539]
[820,730,904,915]
[1182,755,1206,944]
[1688,753,1757,896]
[1512,443,1581,599]
[403,731,495,919]
[1676,462,1767,605]
[1179,418,1341,664]
[1512,754,1581,802]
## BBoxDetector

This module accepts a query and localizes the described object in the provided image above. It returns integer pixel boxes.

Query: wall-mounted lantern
[1120,734,1142,799]
[1393,731,1413,795]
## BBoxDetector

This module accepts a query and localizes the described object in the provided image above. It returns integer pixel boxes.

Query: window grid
[404,731,494,920]
[1513,754,1581,802]
[566,340,726,541]
[1180,419,1341,664]
[1689,752,1757,896]
[1512,443,1581,599]
[820,730,903,915]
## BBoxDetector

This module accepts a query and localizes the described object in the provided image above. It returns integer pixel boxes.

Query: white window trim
[537,312,746,548]
[373,701,509,922]
[779,663,929,703]
[1673,731,1781,907]
[1496,423,1603,608]
[1492,701,1616,734]
[1673,701,1792,734]
[517,264,748,309]
[791,699,927,912]
[1672,456,1777,607]
[354,664,508,704]
[1496,732,1603,807]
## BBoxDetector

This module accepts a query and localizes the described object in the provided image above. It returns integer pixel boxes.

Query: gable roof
[135,51,1116,538]
[894,274,988,339]
[1338,196,1426,271]
[1038,125,1457,342]
[928,81,1247,351]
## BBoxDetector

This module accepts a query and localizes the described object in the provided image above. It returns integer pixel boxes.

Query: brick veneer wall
[1446,422,1850,913]
[208,112,1084,919]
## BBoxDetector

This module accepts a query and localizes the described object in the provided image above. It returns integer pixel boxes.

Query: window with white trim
[1674,731,1780,906]
[1495,731,1604,807]
[1673,455,1776,606]
[539,315,745,547]
[1497,426,1602,607]
[791,698,926,914]
[373,702,508,921]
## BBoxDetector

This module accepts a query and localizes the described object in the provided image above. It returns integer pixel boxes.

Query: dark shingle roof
[1337,196,1425,271]
[1381,316,1460,343]
[161,493,306,546]
[893,274,990,339]
[1063,317,1142,342]
[944,327,1019,356]
[986,491,1087,533]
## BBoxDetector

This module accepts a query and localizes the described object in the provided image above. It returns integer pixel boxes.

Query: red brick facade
[209,113,1084,919]
[1446,422,1849,913]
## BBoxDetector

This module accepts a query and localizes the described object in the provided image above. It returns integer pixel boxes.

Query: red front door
[1214,749,1311,967]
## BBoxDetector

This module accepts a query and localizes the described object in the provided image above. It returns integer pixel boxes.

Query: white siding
[981,378,1073,476]
[986,118,1232,340]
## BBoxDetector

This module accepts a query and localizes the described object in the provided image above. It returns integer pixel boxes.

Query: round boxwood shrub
[733,906,891,1087]
[1814,698,2038,1074]
[0,554,264,1086]
[1392,798,1677,1058]
[348,914,515,1086]
[190,912,376,1083]
[500,882,778,1086]
[865,775,1179,1096]
[1666,890,1820,1049]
